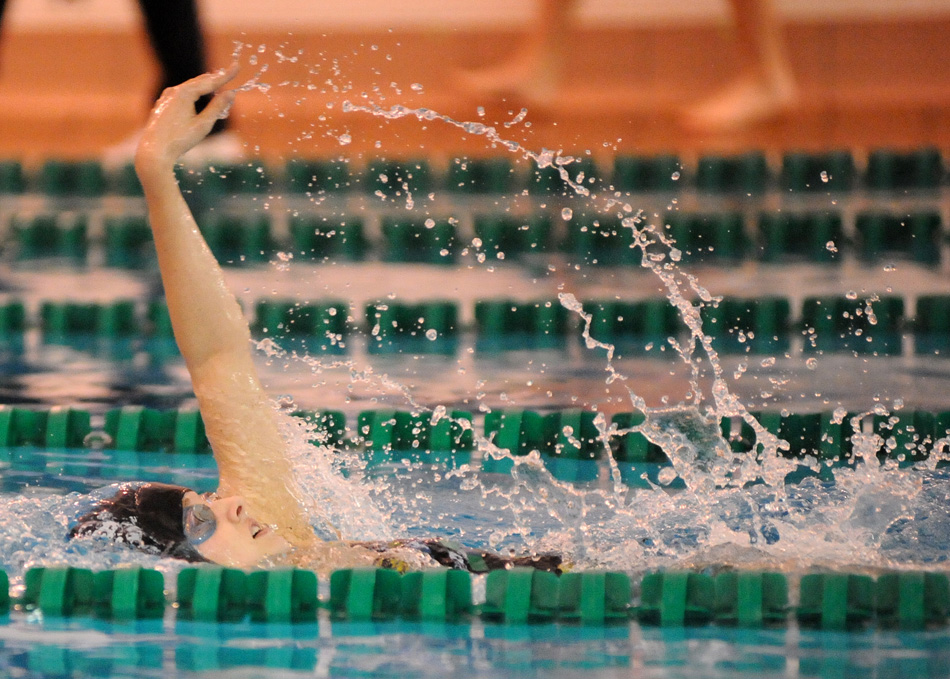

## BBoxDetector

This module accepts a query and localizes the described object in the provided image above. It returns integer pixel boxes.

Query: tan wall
[5,0,950,31]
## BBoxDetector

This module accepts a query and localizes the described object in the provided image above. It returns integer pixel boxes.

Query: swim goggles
[182,493,217,545]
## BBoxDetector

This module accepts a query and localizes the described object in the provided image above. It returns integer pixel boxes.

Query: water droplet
[424,218,435,229]
[806,357,818,370]
[561,208,573,221]
[825,240,838,253]
[671,171,681,181]
[657,467,678,485]
[425,328,438,341]
[761,357,776,367]
[845,291,858,300]
[337,133,351,145]
[820,170,830,183]
[883,263,896,272]
[410,83,424,92]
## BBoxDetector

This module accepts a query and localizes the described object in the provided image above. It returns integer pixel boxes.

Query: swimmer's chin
[197,532,293,569]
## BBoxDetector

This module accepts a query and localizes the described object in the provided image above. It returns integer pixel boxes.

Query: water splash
[329,97,950,572]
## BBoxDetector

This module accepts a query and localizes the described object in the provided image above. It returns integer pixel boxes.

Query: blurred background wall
[1,0,949,159]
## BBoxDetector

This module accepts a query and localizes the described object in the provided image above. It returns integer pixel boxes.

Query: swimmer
[70,65,562,576]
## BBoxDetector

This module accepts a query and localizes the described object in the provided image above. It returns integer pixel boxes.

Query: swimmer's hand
[135,63,239,177]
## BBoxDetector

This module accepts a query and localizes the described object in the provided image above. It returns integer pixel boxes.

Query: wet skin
[182,491,291,567]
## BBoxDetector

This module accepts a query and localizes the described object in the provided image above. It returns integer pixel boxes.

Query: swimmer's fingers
[137,65,241,173]
[191,89,236,137]
[176,62,240,102]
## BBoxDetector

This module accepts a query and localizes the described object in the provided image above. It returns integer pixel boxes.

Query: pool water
[2,74,950,674]
[2,447,950,679]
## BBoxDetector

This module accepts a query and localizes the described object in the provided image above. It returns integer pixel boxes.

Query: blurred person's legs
[138,0,227,136]
[459,0,579,104]
[106,0,243,164]
[684,0,797,131]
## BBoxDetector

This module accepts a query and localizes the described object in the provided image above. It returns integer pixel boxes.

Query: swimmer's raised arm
[135,66,315,548]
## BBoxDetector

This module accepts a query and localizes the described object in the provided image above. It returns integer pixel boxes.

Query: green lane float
[855,211,942,265]
[1,567,949,629]
[565,216,639,266]
[44,406,92,448]
[329,567,402,621]
[557,571,631,625]
[447,157,516,194]
[872,410,947,464]
[286,158,352,193]
[482,408,601,477]
[714,572,788,628]
[915,294,950,353]
[93,567,166,620]
[695,152,768,194]
[356,409,473,463]
[0,300,26,335]
[364,300,458,352]
[0,569,8,615]
[40,300,137,337]
[612,154,682,192]
[473,214,552,259]
[104,215,153,268]
[781,151,855,193]
[474,298,571,350]
[104,406,211,454]
[12,213,87,261]
[292,409,348,448]
[531,156,598,195]
[112,162,144,196]
[22,566,95,617]
[365,159,432,197]
[400,568,473,622]
[145,300,175,338]
[481,567,560,624]
[246,569,320,623]
[197,213,274,264]
[289,215,366,261]
[663,212,750,264]
[0,405,90,448]
[801,295,905,355]
[797,573,875,630]
[254,299,349,340]
[700,296,791,353]
[637,571,715,627]
[37,159,106,197]
[0,160,26,194]
[865,147,943,191]
[177,567,248,622]
[380,217,457,264]
[875,572,950,630]
[611,411,668,463]
[757,212,844,263]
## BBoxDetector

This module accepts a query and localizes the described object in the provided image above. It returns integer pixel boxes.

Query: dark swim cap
[70,482,208,563]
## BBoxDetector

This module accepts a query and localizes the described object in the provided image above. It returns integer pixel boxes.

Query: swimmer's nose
[217,495,247,523]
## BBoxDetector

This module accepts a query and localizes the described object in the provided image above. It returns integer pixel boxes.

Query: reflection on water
[1,616,949,679]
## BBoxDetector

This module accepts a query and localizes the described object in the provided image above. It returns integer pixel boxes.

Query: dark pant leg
[136,0,227,131]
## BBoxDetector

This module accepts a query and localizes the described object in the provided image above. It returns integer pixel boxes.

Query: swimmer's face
[182,491,291,568]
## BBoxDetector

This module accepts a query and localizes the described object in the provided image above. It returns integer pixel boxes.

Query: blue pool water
[2,74,950,674]
[3,448,950,678]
